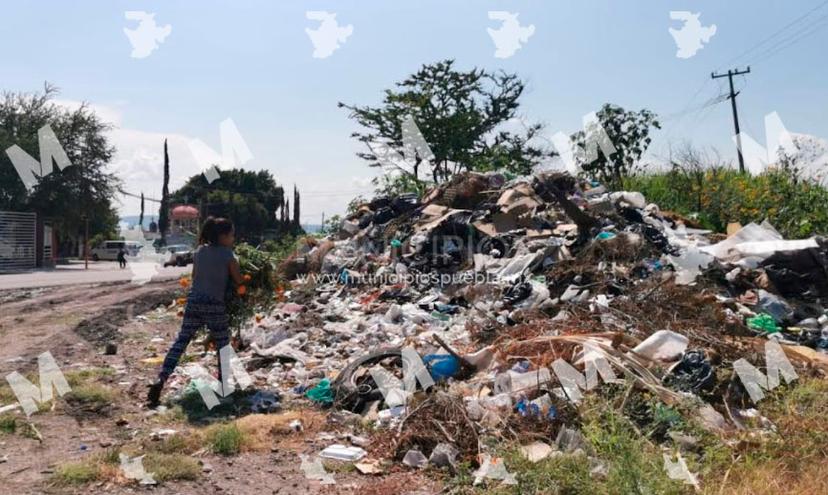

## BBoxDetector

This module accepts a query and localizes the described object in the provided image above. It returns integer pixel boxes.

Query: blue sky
[2,1,827,222]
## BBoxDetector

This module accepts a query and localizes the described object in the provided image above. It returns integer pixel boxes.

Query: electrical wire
[745,12,828,65]
[715,0,828,69]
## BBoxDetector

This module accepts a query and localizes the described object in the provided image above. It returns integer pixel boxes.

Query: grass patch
[700,378,828,494]
[63,383,115,415]
[50,449,120,486]
[143,452,201,482]
[64,367,115,387]
[582,401,688,495]
[0,414,17,434]
[149,433,202,455]
[205,423,245,455]
[52,461,102,485]
[322,460,357,474]
[150,405,187,424]
[0,383,17,405]
[0,367,115,416]
[234,411,322,451]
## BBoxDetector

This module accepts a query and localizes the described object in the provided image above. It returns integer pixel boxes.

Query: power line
[118,188,161,203]
[716,0,828,69]
[658,1,828,152]
[745,12,828,65]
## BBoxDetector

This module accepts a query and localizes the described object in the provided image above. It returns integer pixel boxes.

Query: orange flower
[176,297,187,305]
[179,277,190,288]
[237,285,247,296]
[243,274,252,283]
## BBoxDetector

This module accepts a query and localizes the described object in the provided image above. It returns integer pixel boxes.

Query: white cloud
[52,100,379,222]
[53,99,124,126]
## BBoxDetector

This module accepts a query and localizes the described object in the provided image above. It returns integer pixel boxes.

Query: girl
[147,216,243,408]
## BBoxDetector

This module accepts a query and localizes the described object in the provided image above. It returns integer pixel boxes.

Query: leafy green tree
[570,103,660,187]
[170,169,289,242]
[320,214,342,235]
[340,60,550,192]
[0,84,120,250]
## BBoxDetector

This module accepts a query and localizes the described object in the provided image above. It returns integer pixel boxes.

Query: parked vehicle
[90,240,141,261]
[163,244,194,267]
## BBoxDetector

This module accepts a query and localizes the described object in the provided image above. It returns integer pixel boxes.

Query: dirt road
[0,280,437,494]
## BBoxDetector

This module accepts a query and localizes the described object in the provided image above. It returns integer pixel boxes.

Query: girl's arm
[228,258,244,286]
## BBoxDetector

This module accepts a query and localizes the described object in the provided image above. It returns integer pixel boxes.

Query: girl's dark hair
[198,216,234,245]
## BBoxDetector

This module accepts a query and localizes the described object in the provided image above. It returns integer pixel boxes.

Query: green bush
[625,167,828,238]
[206,423,244,455]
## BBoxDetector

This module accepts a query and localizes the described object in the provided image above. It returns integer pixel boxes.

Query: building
[0,211,56,272]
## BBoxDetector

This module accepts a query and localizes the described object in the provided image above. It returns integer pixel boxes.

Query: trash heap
[229,171,827,485]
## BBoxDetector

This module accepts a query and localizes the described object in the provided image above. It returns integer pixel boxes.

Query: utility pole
[83,215,89,270]
[711,66,751,172]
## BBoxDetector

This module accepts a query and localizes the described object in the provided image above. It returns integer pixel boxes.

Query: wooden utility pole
[711,66,751,172]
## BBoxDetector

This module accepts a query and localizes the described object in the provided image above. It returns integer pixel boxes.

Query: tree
[321,214,342,235]
[340,60,550,192]
[777,134,828,187]
[292,185,301,232]
[138,192,145,229]
[0,84,120,251]
[570,103,660,187]
[158,139,170,244]
[170,169,291,242]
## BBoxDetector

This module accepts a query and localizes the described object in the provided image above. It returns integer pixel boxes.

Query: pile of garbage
[206,171,828,484]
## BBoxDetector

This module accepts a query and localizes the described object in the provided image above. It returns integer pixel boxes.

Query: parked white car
[163,244,194,267]
[90,240,141,261]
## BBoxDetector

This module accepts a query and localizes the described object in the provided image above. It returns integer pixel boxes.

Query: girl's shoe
[146,380,164,408]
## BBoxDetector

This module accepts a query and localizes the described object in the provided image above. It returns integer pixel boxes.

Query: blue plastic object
[423,354,460,381]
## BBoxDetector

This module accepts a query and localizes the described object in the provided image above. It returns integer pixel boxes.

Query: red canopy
[171,205,199,220]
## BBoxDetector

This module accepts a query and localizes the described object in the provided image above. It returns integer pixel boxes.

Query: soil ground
[0,279,439,495]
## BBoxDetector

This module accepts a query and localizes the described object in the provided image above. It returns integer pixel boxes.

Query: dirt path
[0,280,439,495]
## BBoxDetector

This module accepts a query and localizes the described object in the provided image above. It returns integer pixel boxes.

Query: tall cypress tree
[158,139,170,244]
[293,185,300,231]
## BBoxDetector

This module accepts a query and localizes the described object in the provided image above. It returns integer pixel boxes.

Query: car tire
[92,254,99,261]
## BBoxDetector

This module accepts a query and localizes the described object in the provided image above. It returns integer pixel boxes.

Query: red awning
[171,205,199,219]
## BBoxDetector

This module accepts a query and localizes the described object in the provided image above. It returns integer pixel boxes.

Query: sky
[2,0,827,224]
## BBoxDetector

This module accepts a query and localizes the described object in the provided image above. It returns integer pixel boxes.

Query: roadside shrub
[626,167,828,238]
